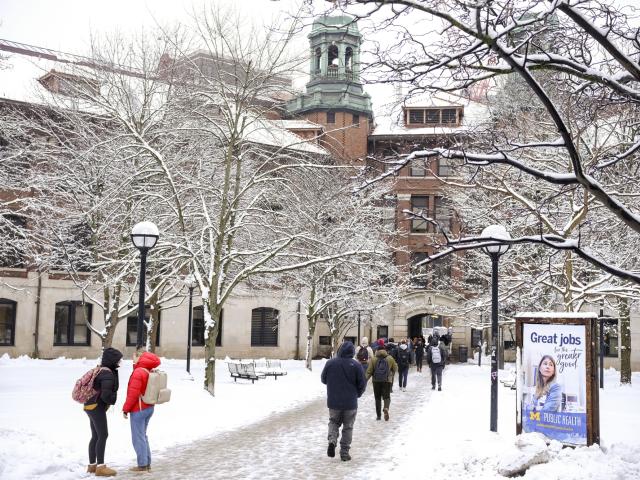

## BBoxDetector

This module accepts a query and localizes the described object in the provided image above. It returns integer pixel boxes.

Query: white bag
[140,368,171,404]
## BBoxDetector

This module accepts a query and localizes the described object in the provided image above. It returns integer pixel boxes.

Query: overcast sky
[0,0,312,53]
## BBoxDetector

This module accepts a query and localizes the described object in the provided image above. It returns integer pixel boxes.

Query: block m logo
[529,411,540,421]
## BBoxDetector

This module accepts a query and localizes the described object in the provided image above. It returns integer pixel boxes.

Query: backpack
[373,357,390,382]
[140,368,171,405]
[72,366,109,403]
[356,347,369,363]
[431,346,442,364]
[398,349,410,368]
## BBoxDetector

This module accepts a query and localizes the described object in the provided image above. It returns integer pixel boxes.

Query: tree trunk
[204,304,222,395]
[305,324,315,371]
[619,297,631,385]
[102,313,118,349]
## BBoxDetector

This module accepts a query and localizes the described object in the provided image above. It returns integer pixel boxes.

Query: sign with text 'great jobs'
[516,314,599,447]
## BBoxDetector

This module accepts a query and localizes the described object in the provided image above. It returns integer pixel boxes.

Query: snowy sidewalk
[114,367,435,480]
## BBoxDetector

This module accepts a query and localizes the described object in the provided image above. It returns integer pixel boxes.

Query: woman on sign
[531,355,562,412]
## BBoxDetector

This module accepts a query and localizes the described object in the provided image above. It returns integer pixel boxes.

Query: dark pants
[430,365,444,387]
[416,356,424,371]
[328,409,357,454]
[398,366,408,388]
[86,404,109,464]
[372,381,392,418]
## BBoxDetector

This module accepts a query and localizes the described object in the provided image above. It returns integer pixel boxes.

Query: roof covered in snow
[271,119,324,131]
[370,91,490,139]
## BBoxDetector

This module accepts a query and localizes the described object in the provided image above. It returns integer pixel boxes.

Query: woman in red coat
[122,350,161,472]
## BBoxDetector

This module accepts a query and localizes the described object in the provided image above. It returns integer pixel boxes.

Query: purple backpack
[72,366,108,403]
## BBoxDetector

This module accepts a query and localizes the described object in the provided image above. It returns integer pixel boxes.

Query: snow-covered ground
[0,353,638,479]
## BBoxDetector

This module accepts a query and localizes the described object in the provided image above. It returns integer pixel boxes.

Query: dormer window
[38,70,99,98]
[405,107,463,127]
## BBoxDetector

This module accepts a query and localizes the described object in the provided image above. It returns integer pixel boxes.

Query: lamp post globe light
[130,221,159,350]
[480,224,511,433]
[184,274,197,374]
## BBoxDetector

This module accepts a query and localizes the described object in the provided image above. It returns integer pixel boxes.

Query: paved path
[118,367,435,480]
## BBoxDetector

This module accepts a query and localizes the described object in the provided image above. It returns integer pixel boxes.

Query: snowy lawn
[0,354,639,479]
[0,354,326,479]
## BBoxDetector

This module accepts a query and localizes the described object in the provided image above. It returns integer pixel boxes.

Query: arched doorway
[407,313,444,339]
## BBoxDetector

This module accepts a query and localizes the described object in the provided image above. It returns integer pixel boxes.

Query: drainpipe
[295,300,301,360]
[32,270,42,358]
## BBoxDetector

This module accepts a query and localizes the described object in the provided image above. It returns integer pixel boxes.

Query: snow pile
[497,433,553,476]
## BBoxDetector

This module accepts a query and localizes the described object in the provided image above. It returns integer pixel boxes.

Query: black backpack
[373,357,390,382]
[398,349,410,368]
[356,347,369,363]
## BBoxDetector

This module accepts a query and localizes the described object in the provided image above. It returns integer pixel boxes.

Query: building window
[0,299,16,346]
[319,336,331,346]
[327,111,336,124]
[438,157,454,177]
[314,47,322,73]
[434,196,453,232]
[410,195,429,232]
[54,301,91,346]
[410,252,429,288]
[344,336,357,345]
[408,109,424,124]
[126,306,161,347]
[441,108,457,123]
[603,319,619,358]
[0,214,27,268]
[251,307,279,347]
[432,256,452,285]
[410,160,426,177]
[352,114,359,127]
[376,325,389,340]
[406,108,462,127]
[192,306,222,346]
[471,328,483,348]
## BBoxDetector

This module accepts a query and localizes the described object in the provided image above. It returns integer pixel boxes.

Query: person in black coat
[84,347,123,476]
[426,338,447,391]
[414,338,425,373]
[320,341,366,462]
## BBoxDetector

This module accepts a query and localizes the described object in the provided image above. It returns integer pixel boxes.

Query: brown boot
[129,466,150,473]
[95,464,117,477]
[87,464,97,473]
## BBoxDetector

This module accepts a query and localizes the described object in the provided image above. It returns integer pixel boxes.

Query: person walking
[122,349,162,473]
[427,337,447,391]
[414,338,425,373]
[84,347,123,477]
[354,337,374,373]
[365,343,398,421]
[397,341,411,391]
[320,341,366,462]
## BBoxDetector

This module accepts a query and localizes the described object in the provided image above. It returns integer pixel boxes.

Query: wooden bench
[227,361,266,384]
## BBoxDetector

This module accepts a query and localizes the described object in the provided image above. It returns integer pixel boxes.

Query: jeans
[398,366,408,388]
[430,365,443,387]
[86,404,108,464]
[130,406,154,467]
[328,409,357,454]
[372,381,391,418]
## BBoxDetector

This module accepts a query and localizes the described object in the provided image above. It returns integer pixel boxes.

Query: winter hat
[361,337,369,347]
[399,343,408,350]
[377,339,385,347]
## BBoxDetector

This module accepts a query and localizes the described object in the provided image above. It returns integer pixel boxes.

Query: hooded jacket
[122,351,161,413]
[320,341,366,411]
[86,347,123,408]
[365,348,398,383]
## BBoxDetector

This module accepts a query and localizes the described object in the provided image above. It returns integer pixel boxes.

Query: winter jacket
[85,347,123,408]
[426,343,447,367]
[531,382,562,412]
[321,341,366,411]
[365,349,398,384]
[415,342,425,360]
[122,351,161,413]
[386,342,398,362]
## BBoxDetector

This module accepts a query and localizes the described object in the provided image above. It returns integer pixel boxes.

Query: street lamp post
[357,311,361,345]
[599,301,605,389]
[184,274,197,374]
[130,221,159,350]
[480,224,511,433]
